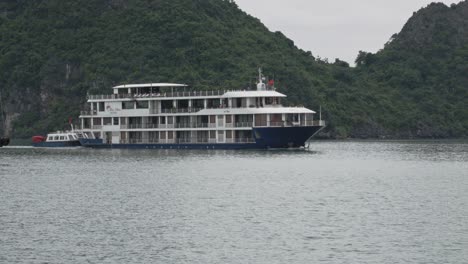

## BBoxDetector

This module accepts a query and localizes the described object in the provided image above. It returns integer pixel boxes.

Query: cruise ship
[78,70,325,149]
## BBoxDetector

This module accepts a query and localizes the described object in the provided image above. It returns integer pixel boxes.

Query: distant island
[0,0,467,140]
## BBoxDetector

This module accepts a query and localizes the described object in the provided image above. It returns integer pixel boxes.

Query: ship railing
[92,125,102,129]
[151,107,203,114]
[234,122,253,128]
[120,138,254,144]
[88,90,226,100]
[265,120,326,127]
[174,123,210,128]
[80,110,97,116]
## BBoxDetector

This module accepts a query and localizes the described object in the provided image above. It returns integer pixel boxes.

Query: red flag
[268,79,274,86]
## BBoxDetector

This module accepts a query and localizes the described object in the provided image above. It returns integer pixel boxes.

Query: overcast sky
[234,0,462,64]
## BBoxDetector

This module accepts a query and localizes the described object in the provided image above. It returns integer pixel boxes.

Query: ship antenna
[258,67,263,84]
[319,105,322,121]
[257,67,266,91]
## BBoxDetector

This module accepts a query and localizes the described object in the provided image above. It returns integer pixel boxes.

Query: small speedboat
[32,125,92,147]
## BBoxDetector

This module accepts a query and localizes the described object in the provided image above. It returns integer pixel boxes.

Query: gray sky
[234,0,462,64]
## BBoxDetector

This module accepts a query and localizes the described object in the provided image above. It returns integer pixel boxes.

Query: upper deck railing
[88,90,226,100]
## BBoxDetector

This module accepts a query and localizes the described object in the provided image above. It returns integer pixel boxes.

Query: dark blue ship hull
[80,126,323,149]
[32,141,82,147]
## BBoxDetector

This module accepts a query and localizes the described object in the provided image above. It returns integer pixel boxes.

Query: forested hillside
[0,0,467,139]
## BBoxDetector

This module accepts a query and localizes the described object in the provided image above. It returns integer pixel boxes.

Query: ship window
[210,131,216,139]
[255,114,267,126]
[207,99,220,108]
[160,116,166,124]
[99,102,105,112]
[59,136,65,140]
[160,131,166,139]
[136,101,148,109]
[113,117,119,125]
[54,136,59,140]
[293,114,299,122]
[103,118,112,125]
[226,130,232,138]
[192,99,204,108]
[48,136,53,141]
[93,118,101,125]
[167,116,173,125]
[226,115,232,123]
[168,131,173,139]
[123,101,135,109]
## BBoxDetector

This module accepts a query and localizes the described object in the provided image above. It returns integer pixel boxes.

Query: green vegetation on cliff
[0,0,467,139]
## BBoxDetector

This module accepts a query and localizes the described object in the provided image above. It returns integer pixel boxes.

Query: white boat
[32,125,92,147]
[78,69,325,149]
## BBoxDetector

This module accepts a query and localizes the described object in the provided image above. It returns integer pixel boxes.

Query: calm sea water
[0,140,467,263]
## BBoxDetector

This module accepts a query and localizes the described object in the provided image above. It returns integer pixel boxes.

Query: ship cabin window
[226,115,232,123]
[235,98,242,108]
[54,136,59,140]
[167,116,174,125]
[265,97,279,105]
[103,118,112,125]
[59,136,65,141]
[118,88,127,94]
[286,114,299,124]
[161,100,173,111]
[136,101,149,109]
[177,100,189,109]
[160,116,166,125]
[207,99,220,108]
[255,114,267,126]
[99,102,105,112]
[123,101,135,110]
[113,117,119,125]
[139,87,150,94]
[48,136,53,141]
[222,98,228,108]
[192,99,204,108]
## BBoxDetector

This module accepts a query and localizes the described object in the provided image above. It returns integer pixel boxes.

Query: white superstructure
[79,70,325,146]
